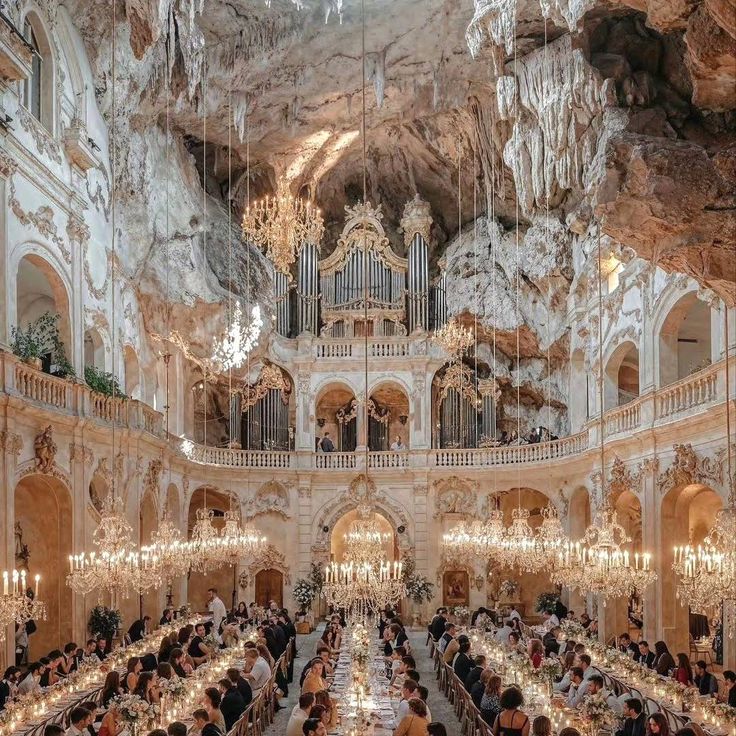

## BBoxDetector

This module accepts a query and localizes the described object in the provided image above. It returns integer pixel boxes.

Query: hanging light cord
[726,305,734,508]
[362,0,370,472]
[514,5,521,511]
[110,0,117,506]
[596,231,606,511]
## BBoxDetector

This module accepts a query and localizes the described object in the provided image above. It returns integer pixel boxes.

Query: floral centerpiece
[535,591,560,613]
[351,623,370,668]
[580,692,617,734]
[453,605,471,623]
[499,580,518,599]
[158,676,187,700]
[293,578,315,608]
[701,701,736,730]
[538,657,562,687]
[203,633,220,654]
[114,693,159,731]
[560,619,587,641]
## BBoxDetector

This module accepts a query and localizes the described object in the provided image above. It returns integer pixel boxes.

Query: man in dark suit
[616,698,646,736]
[226,668,252,707]
[429,608,448,641]
[453,638,473,682]
[637,641,656,669]
[218,679,246,731]
[0,667,21,710]
[320,433,335,452]
[464,655,486,692]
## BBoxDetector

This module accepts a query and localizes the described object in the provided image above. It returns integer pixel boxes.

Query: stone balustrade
[1,350,731,471]
[313,337,419,360]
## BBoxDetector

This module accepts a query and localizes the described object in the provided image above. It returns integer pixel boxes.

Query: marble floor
[264,627,461,735]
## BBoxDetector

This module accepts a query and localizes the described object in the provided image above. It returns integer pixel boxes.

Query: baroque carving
[143,459,163,499]
[237,363,291,409]
[34,425,57,473]
[399,193,433,248]
[244,481,290,519]
[238,544,291,588]
[15,106,63,164]
[608,455,642,498]
[69,443,93,465]
[0,431,23,456]
[0,149,17,178]
[433,476,477,518]
[657,444,725,496]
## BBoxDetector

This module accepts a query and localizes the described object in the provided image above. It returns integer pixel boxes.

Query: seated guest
[188,624,210,666]
[227,667,252,706]
[416,686,432,721]
[507,632,525,655]
[394,698,429,736]
[45,727,64,736]
[565,667,586,708]
[190,709,210,736]
[203,687,226,734]
[453,638,473,681]
[429,609,448,642]
[554,652,577,693]
[287,693,315,736]
[98,707,121,736]
[405,669,421,684]
[388,646,408,684]
[647,713,670,736]
[694,661,718,697]
[302,718,326,736]
[637,642,655,669]
[493,686,530,736]
[0,667,20,708]
[528,639,544,668]
[301,659,327,694]
[654,641,675,676]
[133,672,160,705]
[542,610,560,630]
[94,637,109,661]
[125,657,142,692]
[584,674,606,700]
[618,634,639,658]
[674,654,693,686]
[427,726,447,736]
[542,628,561,657]
[217,679,245,731]
[533,716,552,736]
[580,613,591,628]
[41,654,62,687]
[495,621,513,645]
[437,623,456,654]
[443,633,467,666]
[160,608,174,626]
[167,724,187,736]
[616,698,646,736]
[169,648,192,678]
[243,648,270,694]
[507,607,521,623]
[314,691,338,729]
[101,671,123,707]
[480,674,502,726]
[18,662,44,695]
[397,680,420,723]
[65,708,91,736]
[59,643,78,676]
[464,655,486,691]
[722,670,736,707]
[471,669,492,710]
[79,702,98,736]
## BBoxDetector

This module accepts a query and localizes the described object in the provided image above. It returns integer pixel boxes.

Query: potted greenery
[88,605,122,649]
[11,312,75,378]
[402,554,434,628]
[293,579,315,633]
[84,365,127,398]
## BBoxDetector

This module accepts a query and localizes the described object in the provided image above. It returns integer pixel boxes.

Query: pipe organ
[293,197,434,338]
[431,262,448,330]
[273,269,290,337]
[239,364,293,450]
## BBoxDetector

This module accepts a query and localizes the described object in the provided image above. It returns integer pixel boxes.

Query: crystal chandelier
[142,513,192,584]
[343,505,392,568]
[0,570,46,643]
[497,507,546,572]
[535,505,567,554]
[211,301,263,371]
[219,509,267,566]
[551,504,656,602]
[242,177,324,279]
[189,507,221,573]
[433,317,474,359]
[67,495,143,597]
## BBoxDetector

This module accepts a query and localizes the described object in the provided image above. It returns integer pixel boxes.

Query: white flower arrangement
[453,605,471,619]
[538,657,562,681]
[158,675,187,699]
[293,579,315,607]
[560,619,587,640]
[203,633,220,652]
[114,693,160,726]
[580,692,617,730]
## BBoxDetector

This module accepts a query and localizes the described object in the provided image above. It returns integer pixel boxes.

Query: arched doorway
[14,473,73,657]
[368,382,410,451]
[15,253,72,375]
[315,382,357,451]
[604,341,640,409]
[330,509,397,563]
[84,328,106,371]
[658,293,714,386]
[660,483,722,654]
[255,570,284,608]
[140,490,159,618]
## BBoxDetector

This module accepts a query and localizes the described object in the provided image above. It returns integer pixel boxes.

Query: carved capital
[297,485,312,500]
[400,193,433,248]
[413,483,428,497]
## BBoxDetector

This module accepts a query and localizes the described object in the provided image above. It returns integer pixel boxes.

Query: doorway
[255,569,284,608]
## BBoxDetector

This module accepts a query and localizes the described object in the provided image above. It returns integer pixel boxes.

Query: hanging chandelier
[242,177,324,279]
[433,317,474,359]
[497,507,546,572]
[0,570,45,643]
[142,512,192,585]
[219,509,267,566]
[211,301,263,371]
[67,495,143,597]
[551,504,656,601]
[189,507,221,573]
[343,506,392,568]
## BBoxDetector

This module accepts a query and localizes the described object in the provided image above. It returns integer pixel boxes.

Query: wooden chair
[645,696,661,715]
[689,634,713,666]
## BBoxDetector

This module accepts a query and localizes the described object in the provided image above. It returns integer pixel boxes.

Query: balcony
[0,14,33,81]
[313,336,424,361]
[1,350,730,472]
[62,120,100,172]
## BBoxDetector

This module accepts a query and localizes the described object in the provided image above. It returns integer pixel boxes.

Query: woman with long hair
[480,674,503,726]
[647,713,670,736]
[674,653,694,685]
[527,640,543,669]
[101,671,123,708]
[98,703,122,736]
[654,641,675,676]
[125,657,142,693]
[133,672,159,704]
[301,660,327,695]
[314,690,337,728]
[532,716,552,736]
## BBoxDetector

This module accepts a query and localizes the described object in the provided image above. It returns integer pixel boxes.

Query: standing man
[390,436,406,451]
[208,588,227,633]
[320,432,335,453]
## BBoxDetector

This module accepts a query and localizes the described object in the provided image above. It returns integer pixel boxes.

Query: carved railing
[369,340,410,358]
[368,451,410,468]
[314,337,414,360]
[314,452,357,470]
[315,342,353,359]
[182,443,293,468]
[90,392,128,425]
[14,362,70,409]
[656,364,719,420]
[605,399,642,436]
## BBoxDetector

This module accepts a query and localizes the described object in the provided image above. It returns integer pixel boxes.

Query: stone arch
[656,290,714,386]
[21,8,56,129]
[330,508,397,564]
[14,472,73,655]
[13,249,73,370]
[368,378,411,450]
[604,340,639,409]
[315,379,358,452]
[245,480,290,519]
[660,482,723,655]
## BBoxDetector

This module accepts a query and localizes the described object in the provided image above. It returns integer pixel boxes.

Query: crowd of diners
[286,609,450,736]
[427,605,736,736]
[1,589,298,736]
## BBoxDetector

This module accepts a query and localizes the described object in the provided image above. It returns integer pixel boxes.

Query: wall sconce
[317,417,326,428]
[399,414,408,425]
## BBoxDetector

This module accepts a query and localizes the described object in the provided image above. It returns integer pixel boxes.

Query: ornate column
[410,368,429,449]
[67,213,89,375]
[0,151,14,349]
[401,195,432,334]
[639,457,659,644]
[297,372,313,451]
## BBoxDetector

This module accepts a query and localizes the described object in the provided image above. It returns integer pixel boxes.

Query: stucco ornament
[238,544,291,588]
[244,481,290,519]
[34,425,57,473]
[657,443,725,496]
[433,476,477,517]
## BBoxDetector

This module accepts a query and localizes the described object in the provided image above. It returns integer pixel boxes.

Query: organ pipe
[408,233,429,333]
[297,242,319,335]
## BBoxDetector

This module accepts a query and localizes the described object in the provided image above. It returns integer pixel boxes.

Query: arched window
[22,13,53,129]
